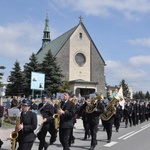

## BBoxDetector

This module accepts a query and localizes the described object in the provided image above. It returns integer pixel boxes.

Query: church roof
[36,25,78,63]
[36,20,105,65]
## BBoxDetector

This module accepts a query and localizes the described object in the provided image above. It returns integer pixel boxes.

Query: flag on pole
[116,85,125,109]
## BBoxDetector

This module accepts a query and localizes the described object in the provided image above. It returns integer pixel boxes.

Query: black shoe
[83,137,87,140]
[0,139,3,148]
[107,139,111,143]
[71,140,74,144]
[49,142,54,145]
[44,142,49,150]
[116,129,119,132]
[89,145,95,150]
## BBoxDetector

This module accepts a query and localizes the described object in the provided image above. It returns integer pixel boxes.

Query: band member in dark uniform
[86,96,104,150]
[102,114,114,143]
[49,96,58,145]
[124,100,133,128]
[79,96,90,140]
[16,99,37,150]
[57,90,75,150]
[114,100,122,132]
[68,94,76,147]
[37,94,54,150]
[132,99,137,126]
[136,100,140,125]
[139,100,144,123]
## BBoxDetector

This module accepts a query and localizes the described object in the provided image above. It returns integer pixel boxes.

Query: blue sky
[0,0,150,93]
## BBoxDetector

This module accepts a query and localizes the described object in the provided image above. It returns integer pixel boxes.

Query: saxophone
[53,100,61,129]
[10,117,20,150]
[100,97,117,121]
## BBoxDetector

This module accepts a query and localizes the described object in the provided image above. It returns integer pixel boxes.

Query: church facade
[36,15,106,96]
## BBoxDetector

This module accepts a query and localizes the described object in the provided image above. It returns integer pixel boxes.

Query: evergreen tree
[119,79,130,98]
[145,91,150,100]
[39,50,63,97]
[23,53,40,97]
[59,80,70,92]
[138,91,145,99]
[0,66,5,87]
[6,61,23,96]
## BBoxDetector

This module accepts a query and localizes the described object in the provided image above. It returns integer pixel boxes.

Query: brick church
[36,14,106,97]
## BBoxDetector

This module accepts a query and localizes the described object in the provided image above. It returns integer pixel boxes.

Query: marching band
[1,91,150,150]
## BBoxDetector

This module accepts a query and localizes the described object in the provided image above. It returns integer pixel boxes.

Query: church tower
[42,13,51,48]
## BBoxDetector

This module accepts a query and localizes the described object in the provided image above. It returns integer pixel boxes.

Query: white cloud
[106,60,147,80]
[105,59,149,92]
[0,21,42,59]
[129,55,150,66]
[129,38,150,47]
[50,0,150,19]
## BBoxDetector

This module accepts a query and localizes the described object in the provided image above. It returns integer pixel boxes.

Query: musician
[68,94,76,147]
[124,100,133,128]
[48,96,58,145]
[37,94,54,150]
[131,99,137,126]
[16,99,37,150]
[139,100,144,123]
[79,96,90,140]
[86,96,104,150]
[57,90,75,150]
[136,100,140,125]
[114,100,122,132]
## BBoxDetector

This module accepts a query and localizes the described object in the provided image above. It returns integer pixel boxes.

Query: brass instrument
[100,97,117,121]
[53,100,61,129]
[86,95,102,113]
[71,98,76,104]
[10,117,20,150]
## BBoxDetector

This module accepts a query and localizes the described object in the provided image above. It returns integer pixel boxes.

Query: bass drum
[34,113,43,136]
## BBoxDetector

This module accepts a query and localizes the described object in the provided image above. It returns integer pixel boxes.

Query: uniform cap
[22,99,31,106]
[64,89,71,96]
[42,94,48,98]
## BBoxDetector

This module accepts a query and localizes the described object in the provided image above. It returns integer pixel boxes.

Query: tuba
[10,117,20,150]
[86,95,102,114]
[100,97,117,121]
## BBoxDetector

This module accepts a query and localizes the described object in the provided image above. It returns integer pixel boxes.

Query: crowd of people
[0,92,150,150]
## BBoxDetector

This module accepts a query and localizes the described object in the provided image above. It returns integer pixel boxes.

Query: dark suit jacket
[87,102,104,125]
[18,111,37,143]
[59,100,75,129]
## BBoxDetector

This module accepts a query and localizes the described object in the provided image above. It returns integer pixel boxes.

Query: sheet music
[8,108,20,117]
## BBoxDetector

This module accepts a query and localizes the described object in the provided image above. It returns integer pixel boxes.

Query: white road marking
[118,131,135,139]
[123,124,150,140]
[104,141,118,147]
[141,123,150,129]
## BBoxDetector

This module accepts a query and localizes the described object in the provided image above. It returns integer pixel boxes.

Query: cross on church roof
[79,15,83,23]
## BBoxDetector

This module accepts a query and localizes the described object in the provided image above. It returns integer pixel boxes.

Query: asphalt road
[1,118,150,150]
